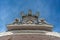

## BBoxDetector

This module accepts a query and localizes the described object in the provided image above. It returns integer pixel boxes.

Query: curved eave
[0,32,13,37]
[0,32,60,38]
[7,24,53,31]
[7,24,53,27]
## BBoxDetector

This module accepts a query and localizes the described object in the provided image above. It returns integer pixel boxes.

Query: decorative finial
[15,18,19,22]
[28,9,32,16]
[40,18,47,24]
[13,18,19,24]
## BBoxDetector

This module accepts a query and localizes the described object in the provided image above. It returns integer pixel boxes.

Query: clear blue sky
[0,0,60,32]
